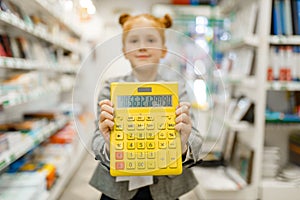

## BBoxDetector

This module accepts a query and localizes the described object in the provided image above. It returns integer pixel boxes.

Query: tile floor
[58,153,200,200]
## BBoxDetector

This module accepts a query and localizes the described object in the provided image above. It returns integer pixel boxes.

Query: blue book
[272,1,278,34]
[190,0,200,5]
[284,0,293,35]
[274,0,283,35]
[292,0,300,34]
[297,0,300,34]
[279,0,286,35]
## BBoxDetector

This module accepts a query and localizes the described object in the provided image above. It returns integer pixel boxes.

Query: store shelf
[0,117,68,172]
[32,0,82,37]
[269,35,300,45]
[217,35,259,52]
[214,116,255,132]
[261,178,300,200]
[266,81,300,91]
[47,141,87,200]
[0,57,78,73]
[0,11,79,53]
[192,167,256,200]
[0,81,74,111]
[225,120,255,132]
[225,76,257,87]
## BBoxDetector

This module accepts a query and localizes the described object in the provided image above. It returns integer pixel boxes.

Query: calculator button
[146,123,155,130]
[169,150,178,168]
[127,152,135,159]
[167,123,175,130]
[115,124,123,131]
[137,161,146,169]
[147,151,155,159]
[146,116,154,121]
[116,162,125,170]
[115,116,124,121]
[137,133,145,140]
[158,123,166,130]
[127,133,135,140]
[158,132,166,139]
[167,116,174,120]
[146,132,155,139]
[137,123,145,130]
[158,151,167,168]
[137,142,145,149]
[168,140,176,149]
[137,116,145,121]
[116,132,123,140]
[127,116,135,121]
[146,141,155,149]
[127,123,135,130]
[158,141,167,149]
[147,160,155,169]
[126,161,136,169]
[115,152,124,160]
[168,132,176,139]
[127,142,135,150]
[116,142,124,150]
[137,151,145,159]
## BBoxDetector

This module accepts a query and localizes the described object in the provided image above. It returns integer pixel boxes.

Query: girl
[90,13,203,200]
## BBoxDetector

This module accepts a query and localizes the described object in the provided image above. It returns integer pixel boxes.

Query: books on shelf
[263,146,280,178]
[272,0,300,35]
[194,133,253,190]
[277,164,300,185]
[227,96,254,124]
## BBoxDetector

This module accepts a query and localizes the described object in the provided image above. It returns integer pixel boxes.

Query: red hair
[119,13,172,44]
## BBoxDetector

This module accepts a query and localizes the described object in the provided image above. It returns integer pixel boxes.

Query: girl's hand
[175,102,192,154]
[98,99,114,152]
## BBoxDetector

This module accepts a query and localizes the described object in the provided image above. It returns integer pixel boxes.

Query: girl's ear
[122,47,129,59]
[161,46,168,58]
[160,14,172,28]
[119,13,131,26]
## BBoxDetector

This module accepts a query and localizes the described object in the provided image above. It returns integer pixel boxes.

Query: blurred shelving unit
[170,0,271,199]
[0,0,91,199]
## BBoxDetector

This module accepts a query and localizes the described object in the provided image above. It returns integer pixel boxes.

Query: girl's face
[122,19,167,69]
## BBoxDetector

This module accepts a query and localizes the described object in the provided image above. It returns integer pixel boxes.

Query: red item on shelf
[267,67,273,81]
[172,0,190,4]
[49,124,76,144]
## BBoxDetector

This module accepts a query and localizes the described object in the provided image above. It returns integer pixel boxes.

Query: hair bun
[119,13,131,26]
[161,14,172,28]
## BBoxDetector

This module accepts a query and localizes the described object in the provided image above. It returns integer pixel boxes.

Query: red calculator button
[116,162,125,170]
[115,152,124,160]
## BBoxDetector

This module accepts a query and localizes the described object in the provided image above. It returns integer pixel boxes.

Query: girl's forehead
[126,27,161,37]
[124,17,163,31]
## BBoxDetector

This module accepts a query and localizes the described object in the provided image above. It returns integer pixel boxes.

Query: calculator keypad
[110,114,182,176]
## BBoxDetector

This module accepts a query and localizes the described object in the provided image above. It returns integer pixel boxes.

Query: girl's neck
[133,65,158,82]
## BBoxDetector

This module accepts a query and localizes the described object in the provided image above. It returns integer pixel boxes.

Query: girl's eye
[129,39,138,43]
[148,38,156,43]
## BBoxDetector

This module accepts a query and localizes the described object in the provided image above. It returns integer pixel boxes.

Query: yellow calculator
[110,82,182,176]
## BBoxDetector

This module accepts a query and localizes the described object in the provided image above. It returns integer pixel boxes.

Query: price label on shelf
[0,57,4,67]
[5,58,15,67]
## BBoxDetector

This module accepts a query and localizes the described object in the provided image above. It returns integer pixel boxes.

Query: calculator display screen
[117,95,172,108]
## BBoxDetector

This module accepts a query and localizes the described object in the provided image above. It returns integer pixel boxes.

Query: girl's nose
[138,40,147,49]
[138,47,147,52]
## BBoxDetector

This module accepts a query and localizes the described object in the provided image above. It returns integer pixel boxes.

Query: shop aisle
[58,153,100,200]
[59,153,199,200]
